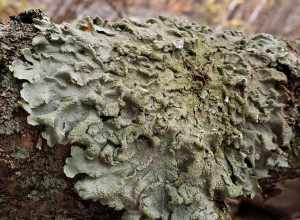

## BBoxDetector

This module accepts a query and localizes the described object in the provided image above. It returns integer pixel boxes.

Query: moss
[12,15,300,220]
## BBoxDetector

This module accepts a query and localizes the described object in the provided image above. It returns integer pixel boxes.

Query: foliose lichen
[11,14,300,219]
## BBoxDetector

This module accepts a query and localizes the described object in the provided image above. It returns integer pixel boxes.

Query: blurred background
[1,0,300,40]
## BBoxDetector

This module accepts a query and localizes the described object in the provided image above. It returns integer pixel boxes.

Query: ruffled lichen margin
[11,14,300,220]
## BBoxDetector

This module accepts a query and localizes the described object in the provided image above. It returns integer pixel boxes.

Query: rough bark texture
[1,10,300,220]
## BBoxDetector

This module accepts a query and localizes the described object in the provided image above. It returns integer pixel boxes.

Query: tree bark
[0,10,300,220]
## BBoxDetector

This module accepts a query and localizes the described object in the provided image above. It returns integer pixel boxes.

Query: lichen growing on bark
[11,14,300,220]
[0,10,42,135]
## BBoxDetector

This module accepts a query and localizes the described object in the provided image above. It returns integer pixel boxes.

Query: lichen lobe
[12,15,299,220]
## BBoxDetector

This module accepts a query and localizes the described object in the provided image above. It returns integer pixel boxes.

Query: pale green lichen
[11,15,299,219]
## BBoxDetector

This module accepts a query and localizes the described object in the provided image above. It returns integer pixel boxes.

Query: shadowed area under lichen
[11,14,300,220]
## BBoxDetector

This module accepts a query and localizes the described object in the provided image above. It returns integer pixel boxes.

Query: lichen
[11,15,299,219]
[0,10,43,135]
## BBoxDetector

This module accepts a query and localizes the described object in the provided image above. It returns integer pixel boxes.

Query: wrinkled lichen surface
[11,14,300,220]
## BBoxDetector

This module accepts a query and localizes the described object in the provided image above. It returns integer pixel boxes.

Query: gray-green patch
[11,15,300,220]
